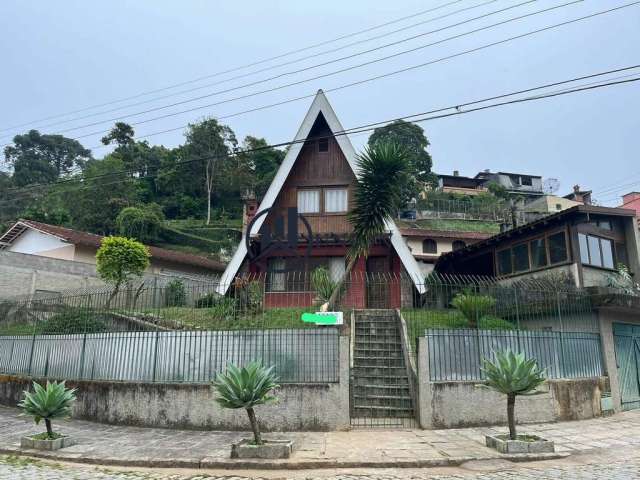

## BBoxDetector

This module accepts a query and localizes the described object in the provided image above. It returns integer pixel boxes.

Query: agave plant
[18,381,77,439]
[311,267,336,305]
[212,362,279,445]
[481,350,545,440]
[452,293,496,328]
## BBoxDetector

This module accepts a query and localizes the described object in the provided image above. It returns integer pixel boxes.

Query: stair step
[353,394,412,401]
[352,375,409,384]
[352,406,415,418]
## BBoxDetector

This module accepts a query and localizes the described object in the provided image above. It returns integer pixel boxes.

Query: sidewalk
[1,405,640,469]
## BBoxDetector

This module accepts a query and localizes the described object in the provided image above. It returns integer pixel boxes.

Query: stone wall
[0,336,350,432]
[417,337,606,429]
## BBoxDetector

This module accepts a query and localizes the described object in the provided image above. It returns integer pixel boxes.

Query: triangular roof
[217,90,425,293]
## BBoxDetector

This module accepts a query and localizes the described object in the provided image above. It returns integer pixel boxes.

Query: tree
[324,142,410,309]
[368,120,435,203]
[101,122,135,148]
[116,204,164,243]
[212,362,279,445]
[184,118,237,224]
[96,236,150,306]
[480,350,545,440]
[239,136,284,198]
[4,130,92,186]
[18,381,76,439]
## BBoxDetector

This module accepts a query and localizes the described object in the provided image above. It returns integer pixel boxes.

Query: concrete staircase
[351,309,416,427]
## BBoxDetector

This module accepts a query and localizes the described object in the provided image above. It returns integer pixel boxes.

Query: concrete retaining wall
[0,336,350,432]
[417,337,606,429]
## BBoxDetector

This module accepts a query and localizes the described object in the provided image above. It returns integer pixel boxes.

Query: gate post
[598,309,623,412]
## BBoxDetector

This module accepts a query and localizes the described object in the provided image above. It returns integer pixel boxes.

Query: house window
[555,204,562,211]
[512,243,530,272]
[579,233,615,269]
[616,243,628,269]
[530,238,548,269]
[520,176,533,186]
[324,188,348,213]
[497,249,512,275]
[297,189,320,213]
[452,240,466,251]
[267,257,286,292]
[422,239,437,254]
[548,231,568,264]
[318,138,329,153]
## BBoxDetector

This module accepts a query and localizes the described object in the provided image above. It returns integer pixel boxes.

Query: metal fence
[414,198,508,222]
[424,328,604,382]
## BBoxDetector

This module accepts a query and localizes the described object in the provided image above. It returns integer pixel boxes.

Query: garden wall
[416,337,607,429]
[0,336,350,432]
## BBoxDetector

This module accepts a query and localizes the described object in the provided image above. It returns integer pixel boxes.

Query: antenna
[543,178,560,195]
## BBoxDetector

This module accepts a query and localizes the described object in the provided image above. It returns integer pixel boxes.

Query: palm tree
[323,141,410,310]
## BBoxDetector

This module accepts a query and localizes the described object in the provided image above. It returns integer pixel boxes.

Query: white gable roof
[217,90,425,294]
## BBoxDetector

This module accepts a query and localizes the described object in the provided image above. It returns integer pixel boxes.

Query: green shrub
[18,381,77,439]
[311,267,336,305]
[40,309,108,334]
[477,315,515,330]
[164,279,187,307]
[452,293,496,328]
[213,362,279,445]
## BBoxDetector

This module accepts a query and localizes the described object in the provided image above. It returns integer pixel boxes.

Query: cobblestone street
[2,448,640,480]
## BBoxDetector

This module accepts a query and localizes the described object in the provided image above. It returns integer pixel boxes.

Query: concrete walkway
[1,406,640,469]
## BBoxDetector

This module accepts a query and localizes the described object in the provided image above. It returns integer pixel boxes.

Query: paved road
[2,451,640,480]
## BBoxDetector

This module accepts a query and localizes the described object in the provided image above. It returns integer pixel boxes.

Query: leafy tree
[4,130,91,186]
[239,136,284,198]
[368,120,435,203]
[101,122,135,148]
[184,118,237,224]
[116,204,164,243]
[165,279,187,307]
[18,381,76,439]
[96,236,150,306]
[325,142,410,309]
[480,350,546,440]
[212,362,279,445]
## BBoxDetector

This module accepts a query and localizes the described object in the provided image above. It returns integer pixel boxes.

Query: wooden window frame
[297,186,349,216]
[317,137,329,153]
[578,232,617,271]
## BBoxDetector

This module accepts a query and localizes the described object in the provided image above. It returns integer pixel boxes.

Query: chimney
[453,170,459,177]
[241,189,258,235]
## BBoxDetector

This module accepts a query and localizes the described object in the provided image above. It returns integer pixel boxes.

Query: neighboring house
[523,195,582,215]
[474,169,544,200]
[0,219,225,279]
[436,171,488,196]
[564,184,592,205]
[399,228,493,276]
[435,205,640,288]
[217,90,425,307]
[621,192,640,218]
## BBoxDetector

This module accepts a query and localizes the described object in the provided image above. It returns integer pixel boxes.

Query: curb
[0,446,570,470]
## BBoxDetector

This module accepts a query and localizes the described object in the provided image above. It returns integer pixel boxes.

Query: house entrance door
[614,323,640,411]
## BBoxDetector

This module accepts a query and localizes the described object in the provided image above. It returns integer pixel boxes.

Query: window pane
[297,190,320,213]
[588,235,602,267]
[324,188,348,213]
[318,138,329,152]
[579,233,590,264]
[548,232,568,264]
[513,243,530,272]
[328,257,345,282]
[497,249,512,275]
[600,238,614,269]
[531,238,548,268]
[617,243,629,269]
[267,258,286,292]
[422,239,437,254]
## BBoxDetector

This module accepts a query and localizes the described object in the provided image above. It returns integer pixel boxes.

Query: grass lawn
[0,323,37,335]
[140,306,317,330]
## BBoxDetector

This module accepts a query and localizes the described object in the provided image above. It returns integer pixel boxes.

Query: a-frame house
[217,90,425,307]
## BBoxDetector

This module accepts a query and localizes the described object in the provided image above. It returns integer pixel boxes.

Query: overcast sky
[0,0,638,205]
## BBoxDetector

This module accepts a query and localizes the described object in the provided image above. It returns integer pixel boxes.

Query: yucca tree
[212,362,279,445]
[323,142,410,310]
[481,350,546,440]
[18,381,77,439]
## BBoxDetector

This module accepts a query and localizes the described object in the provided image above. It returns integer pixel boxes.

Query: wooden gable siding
[265,114,356,236]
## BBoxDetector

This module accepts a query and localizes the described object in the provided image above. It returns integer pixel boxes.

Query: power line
[75,1,639,150]
[6,0,609,152]
[0,0,501,138]
[3,70,638,206]
[2,0,551,144]
[0,0,465,134]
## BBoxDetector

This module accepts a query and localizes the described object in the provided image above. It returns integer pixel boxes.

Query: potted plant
[480,350,554,454]
[18,381,77,451]
[213,362,294,459]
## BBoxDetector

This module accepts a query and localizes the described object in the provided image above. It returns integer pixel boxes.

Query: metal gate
[613,323,640,411]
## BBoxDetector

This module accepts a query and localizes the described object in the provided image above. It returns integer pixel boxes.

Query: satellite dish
[543,178,560,195]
